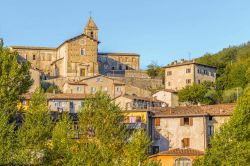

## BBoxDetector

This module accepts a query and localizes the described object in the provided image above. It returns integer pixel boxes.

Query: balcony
[125,122,147,130]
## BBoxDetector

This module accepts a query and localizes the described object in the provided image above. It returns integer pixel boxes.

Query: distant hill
[196,42,250,91]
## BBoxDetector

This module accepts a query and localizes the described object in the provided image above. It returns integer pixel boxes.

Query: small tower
[84,16,98,41]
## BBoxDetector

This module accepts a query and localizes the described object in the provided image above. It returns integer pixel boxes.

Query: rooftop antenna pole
[89,11,92,17]
[188,52,191,61]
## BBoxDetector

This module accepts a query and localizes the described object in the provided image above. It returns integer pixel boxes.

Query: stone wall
[125,70,151,79]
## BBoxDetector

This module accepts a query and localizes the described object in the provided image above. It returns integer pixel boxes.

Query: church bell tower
[84,16,98,41]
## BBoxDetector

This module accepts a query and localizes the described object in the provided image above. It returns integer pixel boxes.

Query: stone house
[150,103,234,155]
[152,89,179,107]
[62,75,125,98]
[164,60,216,90]
[21,93,88,113]
[114,94,164,111]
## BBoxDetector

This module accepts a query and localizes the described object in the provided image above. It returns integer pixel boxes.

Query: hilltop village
[10,17,235,165]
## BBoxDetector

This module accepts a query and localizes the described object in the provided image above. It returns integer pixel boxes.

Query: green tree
[146,62,165,82]
[0,112,16,165]
[194,91,250,165]
[67,92,157,166]
[50,113,76,165]
[16,89,52,165]
[178,82,217,104]
[0,47,32,114]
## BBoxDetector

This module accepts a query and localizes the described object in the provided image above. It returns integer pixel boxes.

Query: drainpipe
[203,115,207,150]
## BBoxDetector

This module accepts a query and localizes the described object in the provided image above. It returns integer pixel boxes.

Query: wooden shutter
[155,118,160,126]
[183,138,190,147]
[180,117,184,126]
[189,117,193,126]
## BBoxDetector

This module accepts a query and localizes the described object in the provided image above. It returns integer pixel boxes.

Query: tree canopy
[194,90,250,165]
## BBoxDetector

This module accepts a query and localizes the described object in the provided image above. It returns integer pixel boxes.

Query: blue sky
[1,0,250,68]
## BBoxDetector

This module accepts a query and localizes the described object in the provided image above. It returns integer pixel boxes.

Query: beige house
[152,89,179,107]
[62,75,125,98]
[114,95,164,111]
[164,60,216,90]
[22,93,88,113]
[151,103,235,155]
[10,17,139,80]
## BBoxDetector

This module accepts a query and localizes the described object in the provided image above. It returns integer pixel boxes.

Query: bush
[222,87,243,103]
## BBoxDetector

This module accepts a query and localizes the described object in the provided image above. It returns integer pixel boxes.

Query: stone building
[152,89,179,107]
[150,103,234,154]
[10,17,139,80]
[21,93,88,113]
[149,103,234,165]
[164,60,216,90]
[62,75,125,98]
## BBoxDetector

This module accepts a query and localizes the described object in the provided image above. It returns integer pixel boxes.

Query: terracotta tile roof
[153,103,235,117]
[98,52,140,57]
[150,148,204,157]
[10,46,56,50]
[163,60,216,69]
[117,94,163,103]
[22,93,89,100]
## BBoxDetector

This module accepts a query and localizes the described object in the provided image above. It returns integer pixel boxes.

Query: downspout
[203,114,207,150]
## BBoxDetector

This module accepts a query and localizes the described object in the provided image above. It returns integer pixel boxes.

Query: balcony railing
[125,122,147,130]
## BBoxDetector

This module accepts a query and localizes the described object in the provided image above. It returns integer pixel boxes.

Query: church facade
[10,17,140,79]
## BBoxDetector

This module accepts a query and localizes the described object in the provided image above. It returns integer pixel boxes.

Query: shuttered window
[182,138,190,148]
[155,118,160,126]
[180,117,193,126]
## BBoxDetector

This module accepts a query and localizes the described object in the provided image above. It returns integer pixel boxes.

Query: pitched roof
[150,148,204,157]
[22,93,89,100]
[10,46,56,50]
[85,16,98,29]
[163,60,216,69]
[116,94,163,103]
[153,103,235,117]
[98,52,140,57]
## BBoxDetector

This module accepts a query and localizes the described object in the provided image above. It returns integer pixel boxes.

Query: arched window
[90,31,94,38]
[174,158,192,166]
[33,54,36,60]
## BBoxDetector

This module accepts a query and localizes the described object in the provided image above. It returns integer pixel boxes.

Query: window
[186,68,191,73]
[208,116,213,121]
[174,158,192,166]
[90,31,94,38]
[116,87,122,92]
[204,70,208,75]
[182,138,190,148]
[152,146,159,154]
[168,81,171,86]
[186,79,191,85]
[198,79,201,84]
[54,101,62,107]
[91,87,96,93]
[96,77,102,82]
[112,66,115,70]
[154,129,161,140]
[104,87,108,91]
[125,65,129,70]
[155,118,160,126]
[167,71,172,76]
[208,125,214,136]
[180,117,193,126]
[80,68,86,77]
[77,86,81,92]
[80,48,85,56]
[33,55,36,60]
[119,65,122,70]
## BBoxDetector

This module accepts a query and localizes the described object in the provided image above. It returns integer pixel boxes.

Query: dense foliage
[146,62,165,80]
[178,82,219,104]
[0,47,32,114]
[179,42,250,104]
[196,42,250,91]
[194,88,250,165]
